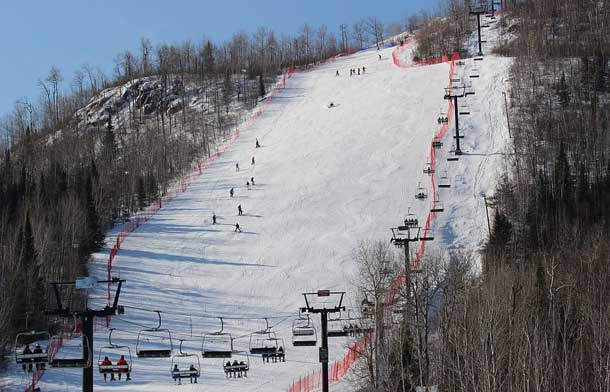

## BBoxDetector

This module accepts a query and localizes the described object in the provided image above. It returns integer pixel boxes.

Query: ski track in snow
[3,16,512,392]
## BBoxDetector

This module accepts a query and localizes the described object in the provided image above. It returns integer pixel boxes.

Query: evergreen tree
[486,210,513,258]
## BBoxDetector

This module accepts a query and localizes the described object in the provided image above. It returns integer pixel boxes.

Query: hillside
[2,17,512,392]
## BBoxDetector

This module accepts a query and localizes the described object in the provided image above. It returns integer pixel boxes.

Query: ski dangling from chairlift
[249,319,285,363]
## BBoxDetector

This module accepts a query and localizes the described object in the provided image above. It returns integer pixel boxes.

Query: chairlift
[48,315,92,369]
[438,172,451,188]
[223,354,250,378]
[327,312,349,338]
[470,67,480,78]
[360,297,374,319]
[403,209,419,229]
[430,196,445,213]
[423,161,435,176]
[249,318,285,362]
[15,330,50,370]
[292,313,317,347]
[458,100,471,115]
[420,228,435,241]
[98,328,132,379]
[432,136,443,149]
[474,56,484,61]
[414,182,428,200]
[202,318,233,358]
[437,110,449,125]
[465,83,475,96]
[171,340,201,384]
[136,311,173,358]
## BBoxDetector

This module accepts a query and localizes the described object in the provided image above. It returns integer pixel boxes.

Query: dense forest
[0,15,415,357]
[351,1,610,391]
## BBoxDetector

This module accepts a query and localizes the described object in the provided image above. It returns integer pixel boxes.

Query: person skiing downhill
[230,188,234,198]
[234,223,242,232]
[362,66,366,73]
[246,181,250,190]
[335,70,339,76]
[251,156,255,165]
[378,54,381,60]
[251,177,255,185]
[238,205,243,216]
[358,68,361,75]
[235,163,240,172]
[212,213,217,224]
[256,138,261,148]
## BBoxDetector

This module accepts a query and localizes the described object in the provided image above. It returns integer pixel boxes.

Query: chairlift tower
[444,86,466,156]
[470,7,488,56]
[47,277,126,392]
[300,290,346,392]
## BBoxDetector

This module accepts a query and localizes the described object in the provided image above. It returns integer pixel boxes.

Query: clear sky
[0,0,437,118]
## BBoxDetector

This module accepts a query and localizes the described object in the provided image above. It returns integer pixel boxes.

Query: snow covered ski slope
[5,17,512,392]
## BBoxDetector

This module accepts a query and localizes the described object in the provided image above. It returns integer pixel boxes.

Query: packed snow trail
[6,18,511,391]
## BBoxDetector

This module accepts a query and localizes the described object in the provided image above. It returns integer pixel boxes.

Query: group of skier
[336,66,366,77]
[213,138,261,233]
[20,344,45,372]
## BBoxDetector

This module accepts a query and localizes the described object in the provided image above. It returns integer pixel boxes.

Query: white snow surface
[3,17,512,392]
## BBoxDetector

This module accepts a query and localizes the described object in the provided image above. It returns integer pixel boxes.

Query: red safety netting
[287,51,461,392]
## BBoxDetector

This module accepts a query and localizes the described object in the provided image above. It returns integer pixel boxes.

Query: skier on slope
[358,68,361,75]
[362,66,366,73]
[335,70,339,76]
[230,188,234,198]
[378,54,381,60]
[212,213,217,224]
[251,177,255,185]
[238,205,243,216]
[235,163,240,172]
[234,223,242,232]
[256,138,261,148]
[251,156,255,165]
[246,181,250,190]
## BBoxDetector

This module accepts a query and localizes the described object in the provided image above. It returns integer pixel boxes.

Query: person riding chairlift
[116,355,130,381]
[101,356,115,381]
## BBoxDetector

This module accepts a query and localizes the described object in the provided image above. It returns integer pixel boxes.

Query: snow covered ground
[2,15,512,392]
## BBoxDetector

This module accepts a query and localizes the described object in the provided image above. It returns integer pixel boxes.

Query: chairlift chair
[171,340,201,384]
[420,228,435,241]
[459,101,471,115]
[48,315,92,369]
[432,138,443,149]
[327,313,349,338]
[223,354,250,378]
[98,329,132,379]
[15,330,50,368]
[423,162,435,176]
[202,318,233,358]
[48,334,92,368]
[136,311,173,358]
[430,197,445,213]
[438,172,451,188]
[470,67,480,78]
[403,209,419,229]
[292,313,317,347]
[414,183,428,200]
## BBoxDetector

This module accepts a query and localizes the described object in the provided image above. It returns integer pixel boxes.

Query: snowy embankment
[3,14,511,392]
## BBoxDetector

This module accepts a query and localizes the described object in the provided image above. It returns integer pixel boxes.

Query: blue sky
[0,0,437,118]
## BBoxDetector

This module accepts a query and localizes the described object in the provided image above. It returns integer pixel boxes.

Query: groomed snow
[3,15,512,391]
